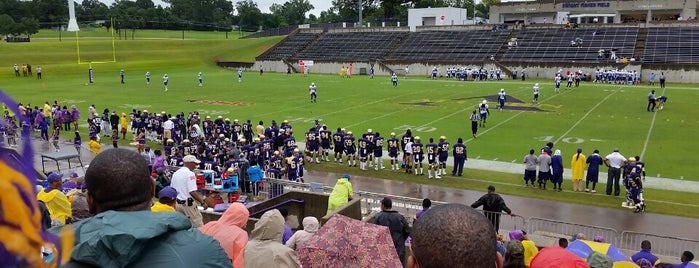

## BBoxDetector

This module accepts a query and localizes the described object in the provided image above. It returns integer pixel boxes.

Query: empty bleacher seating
[256,32,321,61]
[499,27,638,63]
[643,26,699,64]
[293,32,408,61]
[386,30,510,62]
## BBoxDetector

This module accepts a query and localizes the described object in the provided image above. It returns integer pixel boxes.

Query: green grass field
[2,32,699,217]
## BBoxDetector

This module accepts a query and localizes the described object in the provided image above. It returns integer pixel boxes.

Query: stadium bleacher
[643,26,699,64]
[499,27,638,63]
[386,30,510,62]
[293,32,408,61]
[256,32,322,61]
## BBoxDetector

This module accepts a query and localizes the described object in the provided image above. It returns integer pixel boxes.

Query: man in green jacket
[326,174,353,214]
[61,148,230,267]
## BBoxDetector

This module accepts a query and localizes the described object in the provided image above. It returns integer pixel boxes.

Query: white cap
[501,88,504,92]
[482,100,487,104]
[183,155,201,164]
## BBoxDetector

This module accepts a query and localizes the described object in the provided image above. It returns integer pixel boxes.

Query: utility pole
[358,0,362,27]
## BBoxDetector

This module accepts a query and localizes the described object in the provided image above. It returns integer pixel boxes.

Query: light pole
[358,0,362,27]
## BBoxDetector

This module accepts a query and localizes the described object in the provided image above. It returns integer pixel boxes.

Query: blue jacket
[247,165,263,182]
[631,249,660,267]
[60,210,230,268]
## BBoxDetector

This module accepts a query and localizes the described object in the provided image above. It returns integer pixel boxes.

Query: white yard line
[640,87,668,159]
[344,108,409,128]
[553,88,619,144]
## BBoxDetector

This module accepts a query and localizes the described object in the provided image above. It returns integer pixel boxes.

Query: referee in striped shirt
[470,110,479,138]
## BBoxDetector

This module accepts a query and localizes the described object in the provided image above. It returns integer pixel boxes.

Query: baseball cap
[70,172,79,178]
[158,186,178,201]
[182,155,201,163]
[342,174,351,180]
[47,173,63,183]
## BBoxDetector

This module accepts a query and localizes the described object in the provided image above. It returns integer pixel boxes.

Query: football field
[2,35,699,217]
[3,69,695,180]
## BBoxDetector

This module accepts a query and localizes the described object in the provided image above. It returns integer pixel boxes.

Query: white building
[408,7,469,28]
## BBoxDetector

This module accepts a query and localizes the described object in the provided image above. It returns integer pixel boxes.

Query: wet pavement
[303,170,699,240]
[26,137,699,240]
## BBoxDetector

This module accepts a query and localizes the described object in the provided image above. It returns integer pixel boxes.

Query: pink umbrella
[297,214,402,268]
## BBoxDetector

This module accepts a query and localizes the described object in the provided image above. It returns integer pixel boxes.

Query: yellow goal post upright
[75,17,117,65]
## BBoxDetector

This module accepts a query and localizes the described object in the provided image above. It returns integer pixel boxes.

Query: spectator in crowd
[571,148,586,192]
[68,179,90,222]
[671,251,694,268]
[171,155,208,228]
[286,216,319,250]
[587,252,613,268]
[37,173,72,225]
[374,197,411,266]
[200,202,250,268]
[62,148,230,267]
[586,149,603,193]
[559,238,569,248]
[503,240,526,268]
[551,149,564,191]
[471,185,514,232]
[61,172,80,192]
[523,149,538,188]
[413,198,432,223]
[496,234,507,258]
[409,203,501,268]
[594,235,605,243]
[88,135,101,156]
[632,240,661,267]
[509,230,538,266]
[244,209,302,268]
[574,233,586,241]
[604,148,626,196]
[279,207,293,245]
[150,186,177,213]
[327,174,353,214]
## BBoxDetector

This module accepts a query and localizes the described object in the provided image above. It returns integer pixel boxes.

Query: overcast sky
[97,0,332,17]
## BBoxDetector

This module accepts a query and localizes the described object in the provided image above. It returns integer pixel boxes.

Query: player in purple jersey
[452,138,467,176]
[437,136,449,177]
[426,138,439,179]
[319,126,332,162]
[387,132,400,171]
[412,136,424,175]
[373,133,385,170]
[333,128,345,163]
[285,149,302,182]
[363,129,376,167]
[401,129,413,170]
[51,126,60,152]
[343,131,356,167]
[243,119,253,142]
[305,128,320,163]
[357,137,370,170]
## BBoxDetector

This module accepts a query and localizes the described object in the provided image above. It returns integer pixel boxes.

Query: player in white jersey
[478,100,490,127]
[197,72,203,87]
[532,83,540,104]
[309,82,317,103]
[237,68,243,82]
[497,89,506,111]
[163,74,169,91]
[145,71,151,84]
[554,75,562,93]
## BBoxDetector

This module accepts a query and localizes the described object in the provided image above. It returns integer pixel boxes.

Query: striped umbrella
[567,239,640,268]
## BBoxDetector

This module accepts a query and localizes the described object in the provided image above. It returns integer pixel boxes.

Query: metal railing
[256,179,695,259]
[528,217,619,243]
[618,231,699,260]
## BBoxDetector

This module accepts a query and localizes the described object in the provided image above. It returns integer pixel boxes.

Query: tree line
[0,0,500,37]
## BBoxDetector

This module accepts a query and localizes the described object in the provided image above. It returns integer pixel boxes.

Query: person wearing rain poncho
[37,173,72,225]
[200,202,250,268]
[286,216,320,250]
[244,209,302,268]
[327,174,353,214]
